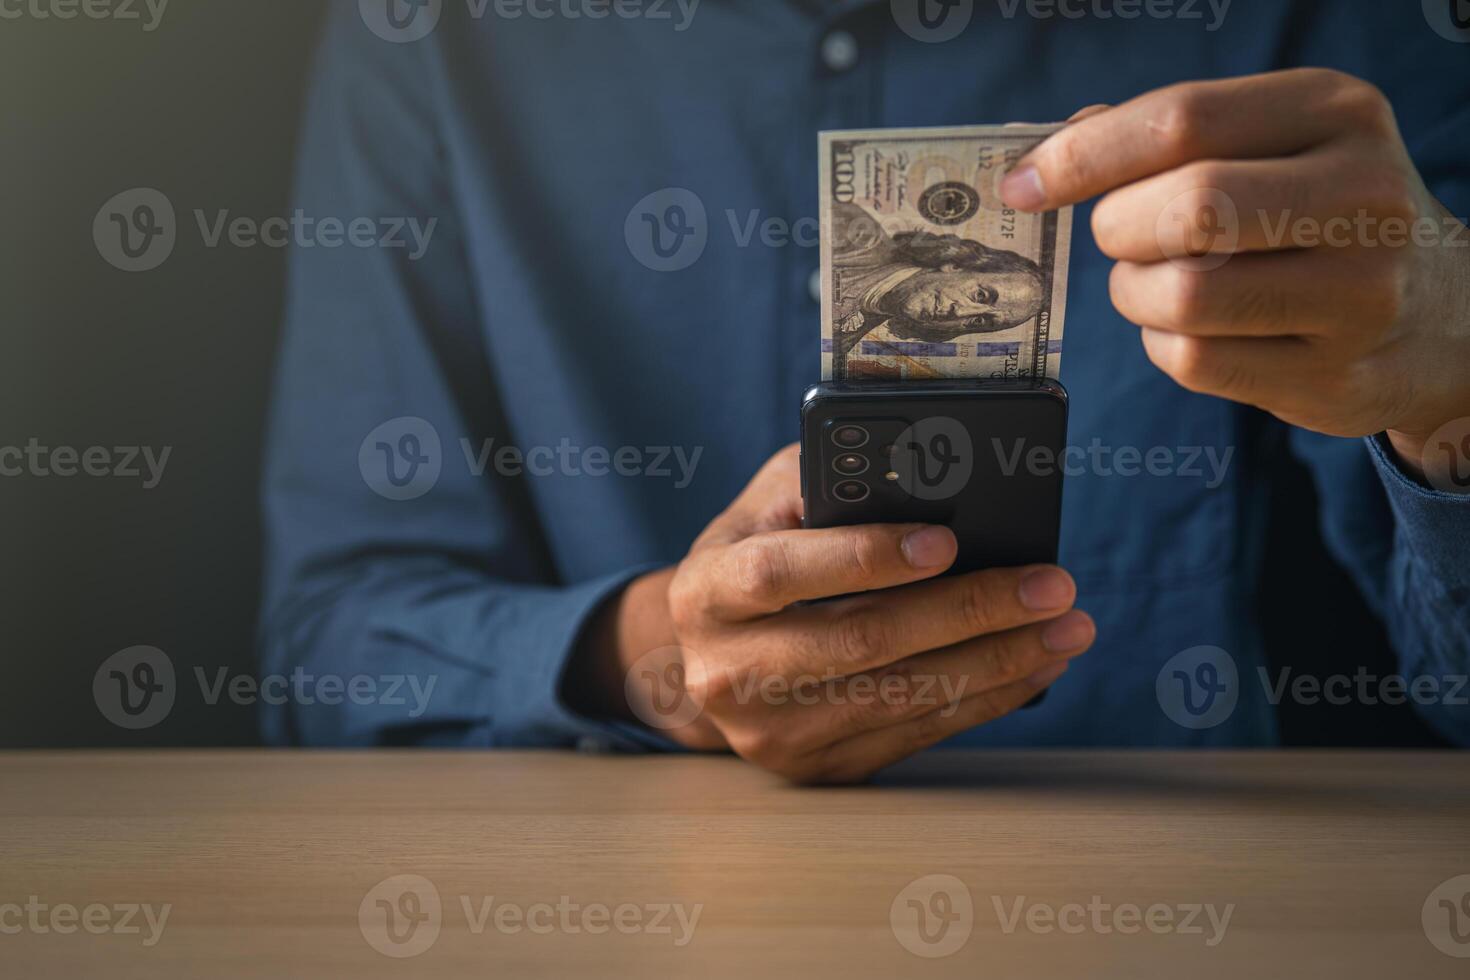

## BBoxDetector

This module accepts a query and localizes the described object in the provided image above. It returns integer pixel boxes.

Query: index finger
[1000,69,1378,211]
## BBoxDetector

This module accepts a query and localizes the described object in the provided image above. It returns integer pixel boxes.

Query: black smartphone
[800,378,1069,575]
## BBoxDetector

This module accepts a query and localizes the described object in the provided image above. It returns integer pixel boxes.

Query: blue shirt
[261,0,1470,748]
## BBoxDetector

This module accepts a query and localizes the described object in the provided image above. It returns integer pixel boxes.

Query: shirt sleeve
[1287,428,1470,745]
[257,6,658,750]
[1278,14,1470,744]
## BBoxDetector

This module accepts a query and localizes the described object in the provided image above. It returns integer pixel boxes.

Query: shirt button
[821,30,859,73]
[808,268,822,304]
[576,735,613,754]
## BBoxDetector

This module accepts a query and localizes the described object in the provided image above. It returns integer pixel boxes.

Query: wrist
[1385,422,1470,493]
[1385,429,1431,480]
[562,567,678,724]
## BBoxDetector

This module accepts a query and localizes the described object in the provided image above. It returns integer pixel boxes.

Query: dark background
[3,2,327,746]
[0,2,1444,748]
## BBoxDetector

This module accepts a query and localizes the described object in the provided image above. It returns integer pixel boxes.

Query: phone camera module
[831,424,869,449]
[833,480,870,503]
[832,453,869,476]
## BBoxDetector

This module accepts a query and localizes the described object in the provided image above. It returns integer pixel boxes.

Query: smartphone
[800,378,1069,575]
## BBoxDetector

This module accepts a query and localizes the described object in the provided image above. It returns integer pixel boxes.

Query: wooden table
[3,750,1469,978]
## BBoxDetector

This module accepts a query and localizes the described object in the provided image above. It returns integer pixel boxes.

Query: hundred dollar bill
[820,125,1072,382]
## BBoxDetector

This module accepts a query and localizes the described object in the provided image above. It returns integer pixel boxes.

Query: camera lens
[833,480,870,503]
[832,453,868,476]
[831,424,869,449]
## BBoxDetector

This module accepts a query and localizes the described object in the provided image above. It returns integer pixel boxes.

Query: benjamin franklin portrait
[830,201,1048,366]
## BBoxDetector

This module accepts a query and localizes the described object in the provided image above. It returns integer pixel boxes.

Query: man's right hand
[579,444,1094,784]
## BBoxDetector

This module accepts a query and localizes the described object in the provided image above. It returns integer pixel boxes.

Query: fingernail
[1000,166,1046,210]
[1026,661,1068,688]
[1042,610,1095,653]
[901,525,956,569]
[1019,567,1074,611]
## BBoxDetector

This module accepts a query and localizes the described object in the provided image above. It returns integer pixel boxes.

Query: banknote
[819,125,1072,383]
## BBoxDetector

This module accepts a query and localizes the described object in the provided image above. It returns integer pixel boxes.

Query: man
[262,1,1470,780]
[829,200,1048,374]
